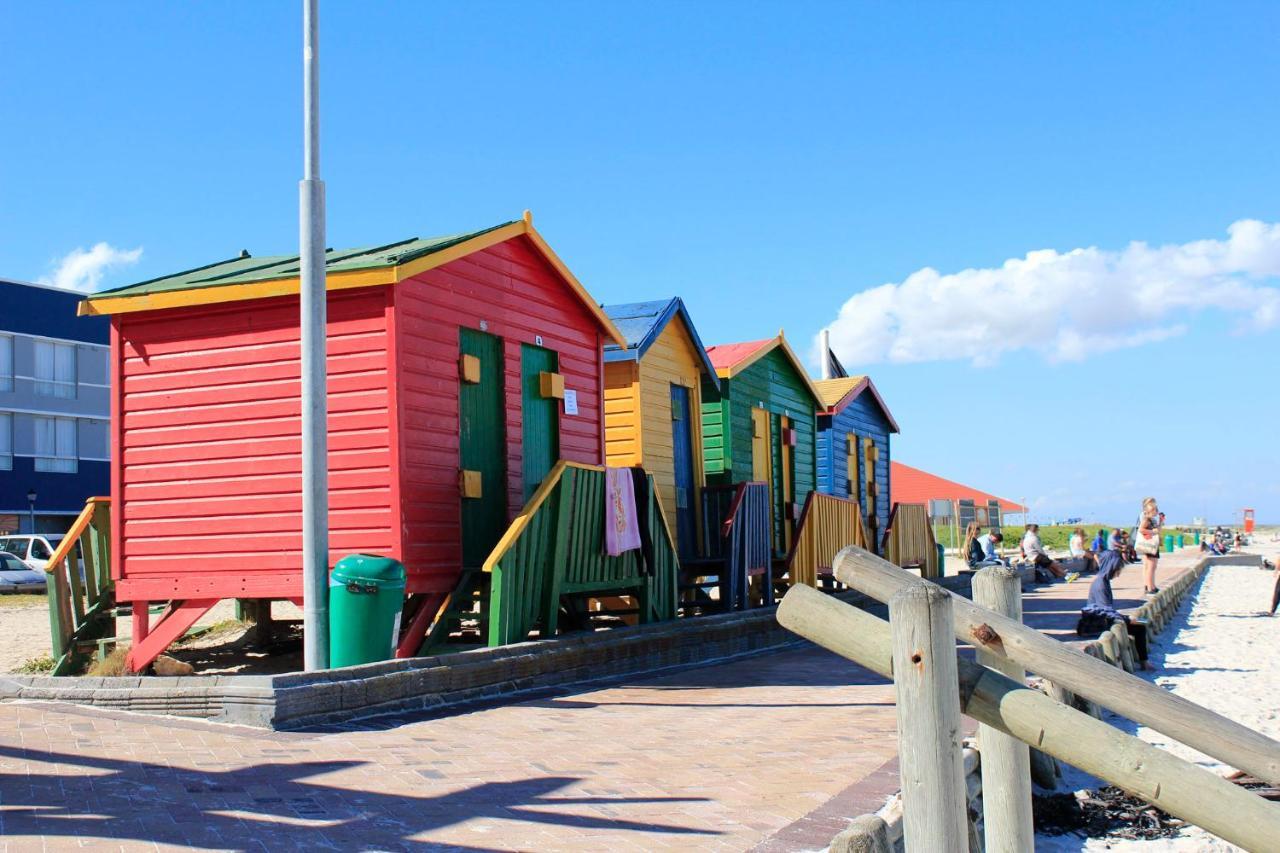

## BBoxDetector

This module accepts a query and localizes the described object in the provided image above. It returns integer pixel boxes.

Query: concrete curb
[2,573,978,729]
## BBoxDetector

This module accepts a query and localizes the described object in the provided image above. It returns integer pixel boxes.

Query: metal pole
[300,0,329,670]
[820,329,832,380]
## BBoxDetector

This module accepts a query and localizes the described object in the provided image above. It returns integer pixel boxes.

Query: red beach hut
[79,213,626,671]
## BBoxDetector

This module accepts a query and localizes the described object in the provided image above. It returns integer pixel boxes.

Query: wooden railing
[44,496,115,675]
[484,462,679,646]
[698,482,772,609]
[881,502,941,578]
[786,492,869,588]
[777,547,1280,851]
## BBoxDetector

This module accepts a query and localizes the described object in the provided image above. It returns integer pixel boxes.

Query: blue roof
[601,297,719,388]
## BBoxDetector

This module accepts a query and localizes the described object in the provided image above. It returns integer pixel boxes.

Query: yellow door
[751,407,771,484]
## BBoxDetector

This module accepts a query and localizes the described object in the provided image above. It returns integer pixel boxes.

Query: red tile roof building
[890,461,1022,513]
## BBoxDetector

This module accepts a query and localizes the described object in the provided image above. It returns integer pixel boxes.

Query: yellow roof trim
[79,217,629,348]
[715,334,825,406]
[522,223,627,347]
[78,267,397,317]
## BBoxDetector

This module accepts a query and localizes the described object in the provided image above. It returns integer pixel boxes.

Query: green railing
[44,496,115,675]
[484,461,679,646]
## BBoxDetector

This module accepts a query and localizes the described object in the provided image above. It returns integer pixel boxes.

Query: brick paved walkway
[0,549,1205,852]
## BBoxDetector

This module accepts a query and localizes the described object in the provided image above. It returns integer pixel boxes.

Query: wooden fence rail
[786,492,869,588]
[777,583,1280,852]
[43,496,114,675]
[831,545,1280,786]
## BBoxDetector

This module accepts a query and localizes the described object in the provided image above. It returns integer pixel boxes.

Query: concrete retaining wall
[1,572,979,729]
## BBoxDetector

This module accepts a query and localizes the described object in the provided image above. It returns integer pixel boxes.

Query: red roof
[891,461,1022,512]
[706,338,773,371]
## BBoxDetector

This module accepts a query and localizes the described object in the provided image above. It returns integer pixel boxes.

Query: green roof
[95,221,517,299]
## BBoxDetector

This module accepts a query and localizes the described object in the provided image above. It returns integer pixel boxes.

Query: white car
[0,534,64,571]
[0,551,46,593]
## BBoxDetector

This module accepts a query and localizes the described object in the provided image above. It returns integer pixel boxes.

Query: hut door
[863,437,878,550]
[459,328,507,567]
[521,344,560,503]
[669,384,697,558]
[750,406,774,532]
[772,413,794,552]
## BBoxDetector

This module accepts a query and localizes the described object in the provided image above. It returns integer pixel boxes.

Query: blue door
[670,384,697,558]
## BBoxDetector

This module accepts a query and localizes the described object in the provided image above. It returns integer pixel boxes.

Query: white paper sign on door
[563,389,578,415]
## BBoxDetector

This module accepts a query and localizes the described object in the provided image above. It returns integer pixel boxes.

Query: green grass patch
[15,654,55,674]
[0,593,46,608]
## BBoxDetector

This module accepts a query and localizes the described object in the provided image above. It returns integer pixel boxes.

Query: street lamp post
[26,488,36,534]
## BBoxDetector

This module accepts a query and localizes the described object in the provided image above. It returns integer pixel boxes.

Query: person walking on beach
[1136,497,1164,595]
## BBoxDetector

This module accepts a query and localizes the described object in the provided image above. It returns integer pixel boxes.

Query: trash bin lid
[331,553,405,585]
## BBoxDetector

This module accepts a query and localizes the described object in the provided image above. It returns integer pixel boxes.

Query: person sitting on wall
[1077,530,1152,669]
[963,523,1006,569]
[1091,527,1107,554]
[978,530,1010,566]
[1022,524,1079,582]
[1069,526,1100,574]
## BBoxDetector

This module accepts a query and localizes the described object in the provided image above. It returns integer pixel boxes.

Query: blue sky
[3,2,1277,524]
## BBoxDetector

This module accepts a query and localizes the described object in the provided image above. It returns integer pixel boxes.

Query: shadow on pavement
[0,744,716,850]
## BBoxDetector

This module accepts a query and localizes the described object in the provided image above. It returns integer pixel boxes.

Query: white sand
[1036,551,1280,851]
[0,597,303,672]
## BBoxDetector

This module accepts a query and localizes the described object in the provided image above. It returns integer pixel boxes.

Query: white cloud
[38,242,143,293]
[818,220,1280,366]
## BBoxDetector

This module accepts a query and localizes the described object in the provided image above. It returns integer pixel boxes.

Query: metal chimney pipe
[820,328,832,380]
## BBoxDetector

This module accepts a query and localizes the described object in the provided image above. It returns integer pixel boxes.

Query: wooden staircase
[416,462,680,654]
[43,496,118,675]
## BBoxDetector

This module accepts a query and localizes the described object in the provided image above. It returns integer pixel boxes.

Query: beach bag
[1076,611,1113,637]
[1134,523,1159,557]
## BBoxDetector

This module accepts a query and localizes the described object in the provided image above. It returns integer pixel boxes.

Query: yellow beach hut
[602,298,720,559]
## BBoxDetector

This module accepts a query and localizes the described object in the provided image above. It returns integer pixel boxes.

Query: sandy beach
[1037,546,1280,851]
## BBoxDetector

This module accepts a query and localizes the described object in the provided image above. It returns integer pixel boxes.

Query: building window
[0,413,10,471]
[34,416,77,473]
[34,340,76,398]
[0,335,12,392]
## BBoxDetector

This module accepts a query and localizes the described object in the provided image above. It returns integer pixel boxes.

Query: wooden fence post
[972,566,1035,852]
[888,585,969,852]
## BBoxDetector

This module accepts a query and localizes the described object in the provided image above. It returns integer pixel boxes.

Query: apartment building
[0,278,110,534]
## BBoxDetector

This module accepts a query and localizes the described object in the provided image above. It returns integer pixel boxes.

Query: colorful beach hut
[79,213,666,670]
[601,298,719,558]
[701,333,823,555]
[814,375,899,548]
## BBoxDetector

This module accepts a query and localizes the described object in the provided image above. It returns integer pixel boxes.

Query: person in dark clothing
[1077,530,1151,668]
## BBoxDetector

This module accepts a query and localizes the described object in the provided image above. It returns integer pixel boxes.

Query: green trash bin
[1163,534,1175,554]
[936,542,946,576]
[1178,534,1185,549]
[1194,531,1201,546]
[329,554,406,668]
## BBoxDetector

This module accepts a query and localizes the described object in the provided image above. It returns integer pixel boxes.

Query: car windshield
[0,553,25,571]
[0,538,27,560]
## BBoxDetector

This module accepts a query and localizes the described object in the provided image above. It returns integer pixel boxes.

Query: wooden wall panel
[394,235,605,592]
[114,287,394,600]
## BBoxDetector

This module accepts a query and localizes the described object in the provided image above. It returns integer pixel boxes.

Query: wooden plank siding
[603,361,641,466]
[702,348,817,498]
[112,233,608,603]
[817,393,893,537]
[113,287,395,601]
[394,235,605,593]
[635,315,706,539]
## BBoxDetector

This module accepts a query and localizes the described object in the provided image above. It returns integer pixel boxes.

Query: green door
[520,344,560,503]
[460,328,507,567]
